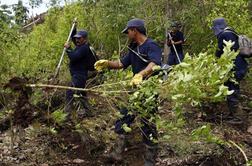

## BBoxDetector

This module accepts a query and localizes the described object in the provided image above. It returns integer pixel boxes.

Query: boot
[77,98,93,118]
[224,105,242,124]
[224,113,242,124]
[105,135,126,161]
[80,98,92,110]
[144,144,158,166]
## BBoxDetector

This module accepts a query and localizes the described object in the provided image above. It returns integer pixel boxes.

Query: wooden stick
[89,80,129,89]
[27,83,132,94]
[53,17,77,79]
[228,140,248,164]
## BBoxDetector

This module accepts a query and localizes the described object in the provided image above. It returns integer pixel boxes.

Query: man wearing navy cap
[95,18,161,166]
[212,17,248,124]
[64,27,94,118]
[167,21,184,65]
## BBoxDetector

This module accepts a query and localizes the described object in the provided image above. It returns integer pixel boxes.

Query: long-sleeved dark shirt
[66,44,93,78]
[167,31,184,53]
[66,28,93,78]
[216,30,248,80]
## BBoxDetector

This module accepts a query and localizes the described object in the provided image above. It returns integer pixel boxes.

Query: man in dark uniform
[95,18,162,166]
[212,17,248,123]
[167,22,184,65]
[64,28,93,117]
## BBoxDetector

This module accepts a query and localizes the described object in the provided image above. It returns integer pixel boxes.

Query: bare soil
[0,76,251,166]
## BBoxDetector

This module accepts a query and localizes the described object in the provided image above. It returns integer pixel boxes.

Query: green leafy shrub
[51,109,67,125]
[160,40,238,107]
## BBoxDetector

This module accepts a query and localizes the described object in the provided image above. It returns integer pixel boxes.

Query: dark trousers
[225,69,247,113]
[114,108,158,146]
[225,80,240,112]
[66,74,87,107]
[167,51,184,66]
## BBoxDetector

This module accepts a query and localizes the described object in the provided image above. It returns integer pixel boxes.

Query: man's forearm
[138,62,156,78]
[174,40,183,45]
[108,60,124,69]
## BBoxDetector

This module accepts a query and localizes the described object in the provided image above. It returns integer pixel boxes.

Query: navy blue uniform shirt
[66,27,94,79]
[120,38,162,75]
[66,43,93,78]
[216,30,248,80]
[168,31,184,53]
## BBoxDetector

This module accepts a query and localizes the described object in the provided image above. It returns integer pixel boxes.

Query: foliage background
[0,1,252,165]
[0,0,251,83]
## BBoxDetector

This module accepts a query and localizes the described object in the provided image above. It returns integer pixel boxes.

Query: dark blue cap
[122,18,145,33]
[212,17,227,36]
[212,17,227,29]
[73,30,88,38]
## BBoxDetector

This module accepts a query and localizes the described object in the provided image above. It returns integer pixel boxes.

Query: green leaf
[122,123,132,133]
[51,109,67,125]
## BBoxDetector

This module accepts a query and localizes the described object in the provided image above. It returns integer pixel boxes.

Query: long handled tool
[53,17,77,79]
[167,32,181,64]
[127,46,149,63]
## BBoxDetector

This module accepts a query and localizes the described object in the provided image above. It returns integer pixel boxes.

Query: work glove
[94,60,109,71]
[130,73,143,86]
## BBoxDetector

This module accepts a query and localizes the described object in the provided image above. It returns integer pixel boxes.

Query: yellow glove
[94,60,109,71]
[130,74,143,86]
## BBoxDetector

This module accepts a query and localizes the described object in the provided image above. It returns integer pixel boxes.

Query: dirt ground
[0,76,251,166]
